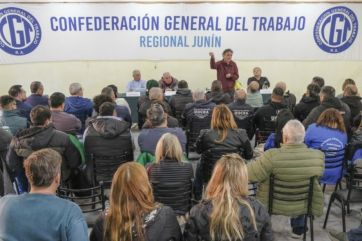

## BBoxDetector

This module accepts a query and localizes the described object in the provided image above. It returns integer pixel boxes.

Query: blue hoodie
[305,123,347,184]
[64,96,93,132]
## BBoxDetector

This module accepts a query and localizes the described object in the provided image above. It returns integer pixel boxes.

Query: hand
[209,52,214,57]
[226,73,232,78]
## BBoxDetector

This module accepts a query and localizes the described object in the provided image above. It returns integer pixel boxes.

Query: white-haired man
[126,69,146,93]
[247,120,324,239]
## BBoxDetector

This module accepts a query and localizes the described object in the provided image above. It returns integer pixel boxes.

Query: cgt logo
[314,6,358,54]
[0,7,41,55]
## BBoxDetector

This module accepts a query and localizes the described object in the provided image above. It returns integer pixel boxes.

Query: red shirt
[210,57,239,93]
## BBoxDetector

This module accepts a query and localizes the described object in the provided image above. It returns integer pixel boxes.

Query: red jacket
[210,57,239,93]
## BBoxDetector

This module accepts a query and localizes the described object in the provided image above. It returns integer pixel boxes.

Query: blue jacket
[264,133,276,151]
[305,123,347,184]
[0,110,27,135]
[64,96,93,131]
[25,94,49,107]
[16,100,32,120]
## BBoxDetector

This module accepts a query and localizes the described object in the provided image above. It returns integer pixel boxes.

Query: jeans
[348,224,362,241]
[291,215,306,235]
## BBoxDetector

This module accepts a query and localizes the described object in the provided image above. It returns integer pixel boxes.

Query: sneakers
[328,230,348,241]
[291,232,304,239]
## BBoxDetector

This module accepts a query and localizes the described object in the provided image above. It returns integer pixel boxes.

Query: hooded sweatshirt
[64,96,93,131]
[294,95,320,122]
[341,95,362,124]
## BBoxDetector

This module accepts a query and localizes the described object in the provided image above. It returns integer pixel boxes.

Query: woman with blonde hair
[90,162,182,241]
[195,104,253,184]
[148,133,194,215]
[184,154,272,241]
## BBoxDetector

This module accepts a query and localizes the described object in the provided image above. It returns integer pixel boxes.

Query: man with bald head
[126,69,146,93]
[228,89,255,139]
[275,81,296,111]
[159,72,178,92]
[247,67,270,90]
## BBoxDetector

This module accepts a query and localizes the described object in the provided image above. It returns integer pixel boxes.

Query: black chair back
[152,180,192,216]
[186,117,211,156]
[91,151,133,186]
[319,147,346,189]
[268,175,316,241]
[58,183,106,227]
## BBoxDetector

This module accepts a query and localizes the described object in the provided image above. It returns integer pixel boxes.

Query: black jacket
[293,96,320,122]
[169,88,194,118]
[182,100,216,130]
[184,197,273,241]
[196,129,253,183]
[7,124,81,182]
[90,205,182,241]
[341,96,362,125]
[0,128,11,162]
[227,100,255,139]
[303,97,351,130]
[282,91,297,111]
[253,101,287,131]
[206,91,232,105]
[84,117,133,158]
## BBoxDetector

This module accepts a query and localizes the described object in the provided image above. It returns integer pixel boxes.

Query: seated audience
[159,72,179,91]
[337,78,355,99]
[101,86,132,124]
[138,79,159,108]
[253,87,287,133]
[264,108,294,151]
[312,76,325,88]
[196,104,253,184]
[169,80,193,124]
[227,89,255,139]
[139,87,175,128]
[305,108,347,184]
[148,133,194,214]
[64,83,93,132]
[246,81,264,108]
[25,81,48,107]
[125,69,147,93]
[303,86,351,131]
[90,162,181,241]
[184,154,272,241]
[275,81,296,111]
[206,80,232,105]
[247,120,324,239]
[294,83,321,122]
[0,95,27,135]
[0,149,88,241]
[8,85,32,120]
[138,104,186,155]
[50,92,81,134]
[107,84,131,113]
[341,84,362,126]
[7,106,82,193]
[84,102,133,164]
[247,67,270,89]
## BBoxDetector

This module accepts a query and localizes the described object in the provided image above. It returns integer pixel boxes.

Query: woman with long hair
[305,108,348,184]
[195,104,253,184]
[90,162,182,241]
[184,154,272,241]
[148,133,194,215]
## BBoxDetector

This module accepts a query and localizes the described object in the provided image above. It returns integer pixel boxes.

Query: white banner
[0,3,360,63]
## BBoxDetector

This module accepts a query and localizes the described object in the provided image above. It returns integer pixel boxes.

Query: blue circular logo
[0,7,41,55]
[314,6,358,53]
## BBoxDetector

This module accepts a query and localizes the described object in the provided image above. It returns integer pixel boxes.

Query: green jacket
[247,143,325,217]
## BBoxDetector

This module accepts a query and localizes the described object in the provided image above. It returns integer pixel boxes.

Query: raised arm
[209,52,217,69]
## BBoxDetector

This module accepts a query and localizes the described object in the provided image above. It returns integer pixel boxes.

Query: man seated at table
[247,67,270,90]
[159,72,178,92]
[125,69,147,93]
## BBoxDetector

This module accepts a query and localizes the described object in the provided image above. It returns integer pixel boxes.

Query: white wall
[0,60,361,101]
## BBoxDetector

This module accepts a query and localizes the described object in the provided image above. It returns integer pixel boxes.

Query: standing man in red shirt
[209,49,239,98]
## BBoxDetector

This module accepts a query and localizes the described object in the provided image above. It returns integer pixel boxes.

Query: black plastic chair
[319,148,345,192]
[268,175,316,241]
[323,158,362,232]
[186,118,211,158]
[57,183,106,227]
[255,129,273,146]
[91,151,133,187]
[152,180,193,216]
